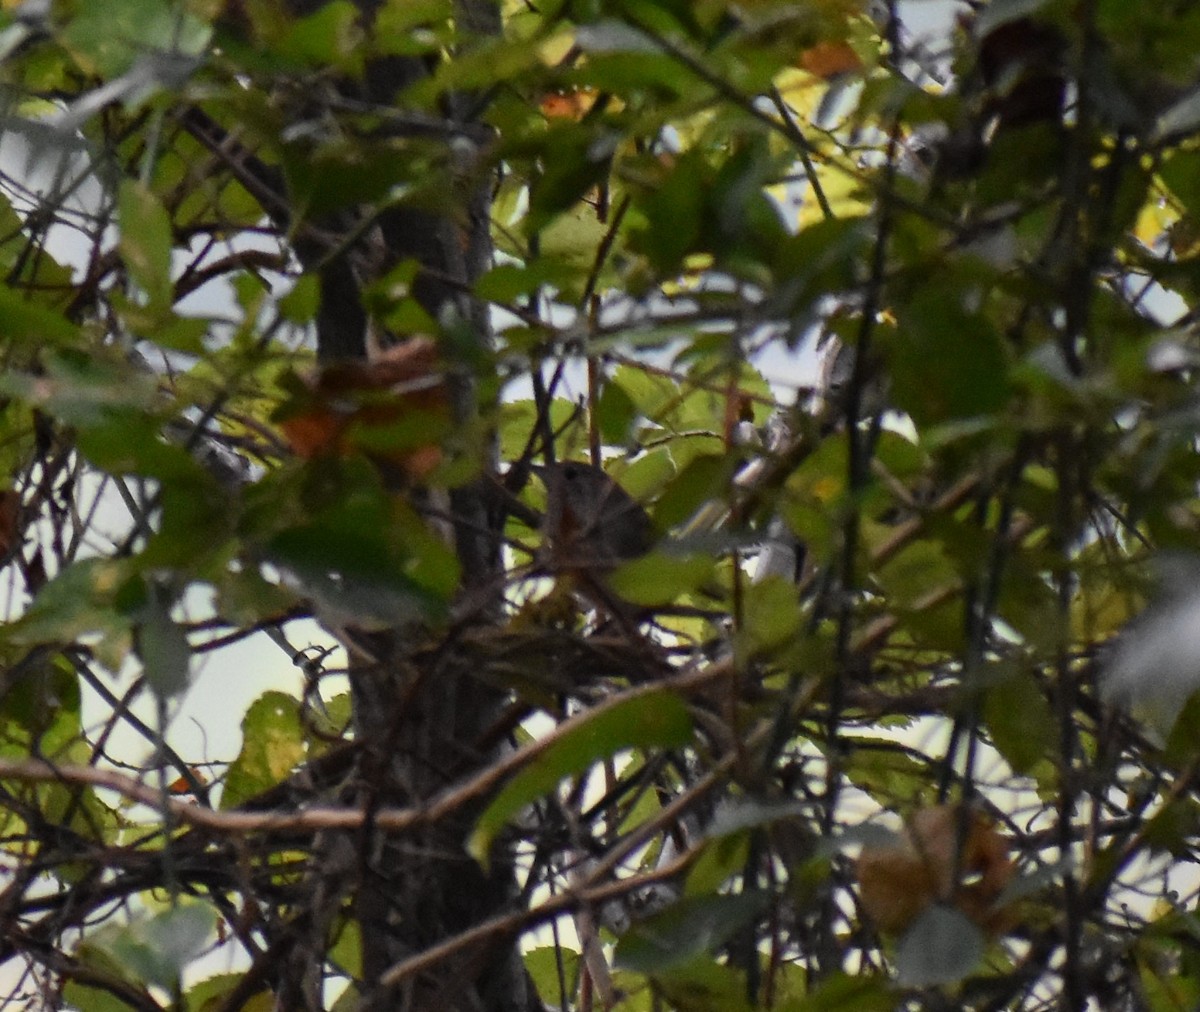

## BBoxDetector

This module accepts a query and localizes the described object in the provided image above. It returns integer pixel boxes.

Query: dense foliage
[2,0,1200,1008]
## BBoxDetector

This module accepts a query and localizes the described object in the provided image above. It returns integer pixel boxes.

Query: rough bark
[297,2,530,1008]
[213,0,527,1007]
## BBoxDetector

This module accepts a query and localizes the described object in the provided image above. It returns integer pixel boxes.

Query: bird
[527,460,660,629]
[535,460,656,571]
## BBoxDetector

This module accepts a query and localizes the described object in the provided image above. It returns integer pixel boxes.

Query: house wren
[536,460,655,571]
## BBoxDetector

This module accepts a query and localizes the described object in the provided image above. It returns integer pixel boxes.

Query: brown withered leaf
[857,804,1015,936]
[277,338,449,481]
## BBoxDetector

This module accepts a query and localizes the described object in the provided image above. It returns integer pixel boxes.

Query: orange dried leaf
[540,88,597,120]
[277,338,449,480]
[279,410,346,459]
[168,768,208,794]
[797,40,861,79]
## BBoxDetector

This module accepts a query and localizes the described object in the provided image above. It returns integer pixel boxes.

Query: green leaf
[85,904,215,991]
[119,180,174,316]
[631,150,706,273]
[144,477,233,574]
[375,0,454,53]
[0,734,117,845]
[888,283,1011,426]
[475,261,579,304]
[0,652,80,744]
[525,124,613,232]
[608,550,714,606]
[257,474,459,629]
[329,919,362,978]
[608,363,678,419]
[6,558,133,669]
[596,375,639,446]
[684,830,750,897]
[61,982,140,1012]
[983,666,1056,774]
[735,576,803,657]
[1165,694,1200,768]
[76,410,200,478]
[874,540,959,610]
[132,312,210,353]
[0,350,158,429]
[497,399,579,463]
[221,691,306,809]
[843,741,930,805]
[538,206,613,275]
[772,217,872,317]
[1161,150,1200,219]
[135,582,192,700]
[277,1,363,71]
[524,945,580,1006]
[282,138,418,219]
[617,450,674,501]
[215,568,296,627]
[185,972,272,1010]
[308,692,352,746]
[0,285,78,347]
[648,957,757,1011]
[278,274,321,323]
[61,0,210,77]
[469,691,692,862]
[653,454,737,530]
[895,905,984,987]
[613,892,768,974]
[777,972,895,1011]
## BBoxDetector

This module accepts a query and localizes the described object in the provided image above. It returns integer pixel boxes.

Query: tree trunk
[283,1,531,1007]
